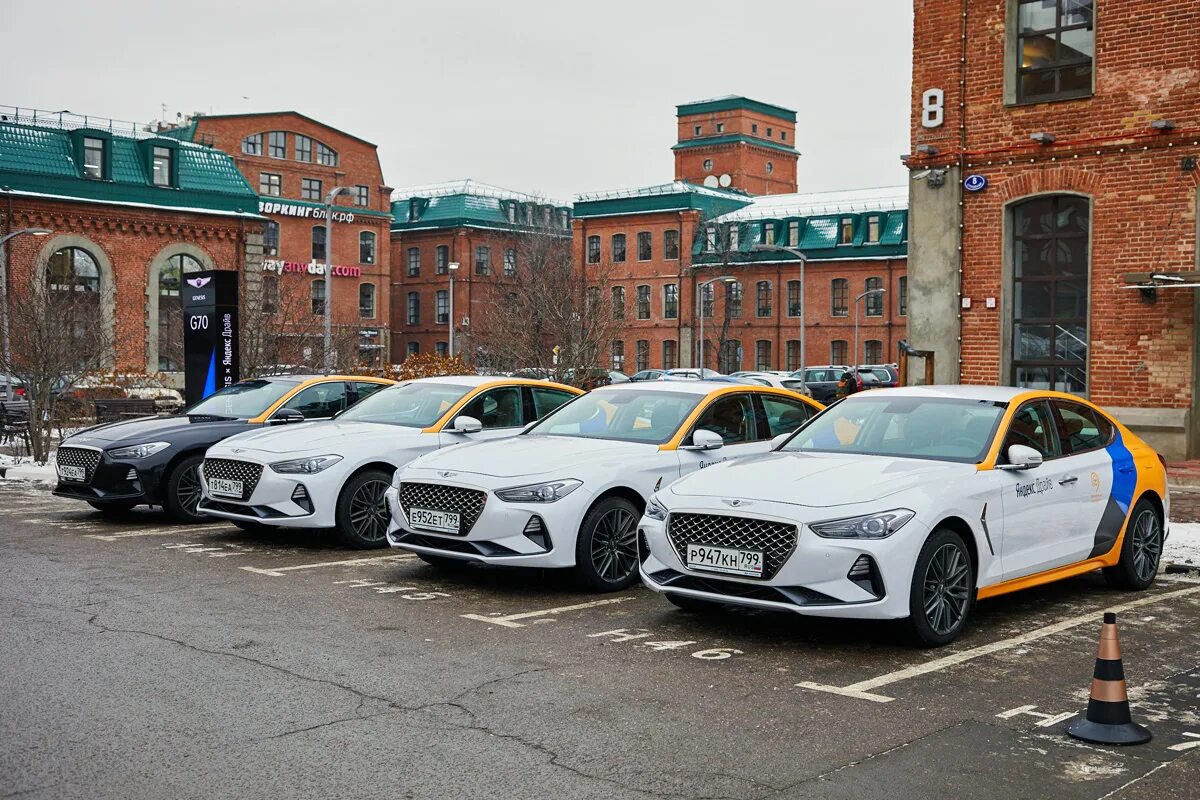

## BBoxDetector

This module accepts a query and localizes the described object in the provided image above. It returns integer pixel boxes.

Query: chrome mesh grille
[57,446,101,483]
[399,482,486,536]
[201,458,264,501]
[667,512,798,580]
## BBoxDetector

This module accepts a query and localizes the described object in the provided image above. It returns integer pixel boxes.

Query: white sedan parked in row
[385,381,823,589]
[197,376,581,548]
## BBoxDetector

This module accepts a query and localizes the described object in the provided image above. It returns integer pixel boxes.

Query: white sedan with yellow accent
[385,382,823,590]
[639,386,1169,645]
[197,376,581,548]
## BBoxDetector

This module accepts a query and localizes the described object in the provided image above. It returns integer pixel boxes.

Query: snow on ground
[0,453,58,484]
[1166,522,1200,570]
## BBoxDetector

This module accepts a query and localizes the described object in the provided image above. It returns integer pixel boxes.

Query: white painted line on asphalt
[797,583,1200,703]
[240,553,415,577]
[85,523,234,542]
[461,596,638,628]
[996,704,1075,728]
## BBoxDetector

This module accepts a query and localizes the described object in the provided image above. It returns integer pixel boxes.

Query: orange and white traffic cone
[1066,612,1151,746]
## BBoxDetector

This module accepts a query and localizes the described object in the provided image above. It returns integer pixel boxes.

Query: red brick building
[163,112,393,365]
[672,96,800,196]
[906,0,1200,457]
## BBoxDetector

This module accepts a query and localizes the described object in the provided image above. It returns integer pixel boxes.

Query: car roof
[859,384,1032,402]
[591,379,770,397]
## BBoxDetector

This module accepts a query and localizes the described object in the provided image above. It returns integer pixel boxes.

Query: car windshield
[525,389,703,444]
[336,381,474,428]
[780,395,1007,463]
[185,379,296,419]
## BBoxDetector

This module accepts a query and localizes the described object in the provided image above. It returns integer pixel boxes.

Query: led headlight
[108,441,170,459]
[269,455,343,474]
[645,494,668,521]
[809,509,914,539]
[495,479,582,503]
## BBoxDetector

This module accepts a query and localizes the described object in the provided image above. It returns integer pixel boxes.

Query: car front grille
[57,446,101,484]
[201,458,264,501]
[399,482,487,536]
[667,512,798,580]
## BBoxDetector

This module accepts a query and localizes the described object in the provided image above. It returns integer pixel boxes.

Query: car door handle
[1058,475,1078,485]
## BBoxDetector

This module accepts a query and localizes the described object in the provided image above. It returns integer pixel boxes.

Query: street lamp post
[854,288,887,373]
[447,262,460,356]
[0,227,52,400]
[754,243,808,385]
[695,275,736,371]
[323,186,355,374]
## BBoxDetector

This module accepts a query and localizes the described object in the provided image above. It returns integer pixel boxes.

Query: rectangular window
[751,123,758,134]
[301,178,322,201]
[359,283,376,318]
[636,285,651,319]
[663,283,678,319]
[475,246,490,275]
[611,340,625,372]
[311,279,325,315]
[407,292,420,325]
[704,225,717,253]
[766,127,773,137]
[864,340,883,363]
[611,286,625,319]
[436,289,449,324]
[241,133,262,156]
[786,340,801,371]
[865,277,883,316]
[756,280,772,317]
[716,122,725,133]
[780,130,788,141]
[1016,0,1094,104]
[663,340,678,370]
[787,280,802,317]
[295,135,312,162]
[761,222,774,246]
[504,248,516,276]
[701,283,714,318]
[587,235,600,264]
[664,229,680,260]
[435,245,449,275]
[636,340,649,372]
[151,146,172,187]
[610,234,626,263]
[831,279,848,317]
[898,276,908,316]
[435,341,448,357]
[831,339,848,364]
[82,137,104,179]
[359,232,376,265]
[755,340,772,372]
[728,281,743,318]
[728,224,739,250]
[263,274,279,314]
[263,221,279,256]
[866,215,880,243]
[354,185,369,207]
[316,142,337,166]
[407,247,420,277]
[787,220,800,247]
[260,172,281,196]
[637,231,652,261]
[839,217,855,245]
[311,225,326,261]
[407,341,420,357]
[268,131,286,159]
[693,125,702,136]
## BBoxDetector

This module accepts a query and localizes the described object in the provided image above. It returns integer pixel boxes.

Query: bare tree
[693,221,746,373]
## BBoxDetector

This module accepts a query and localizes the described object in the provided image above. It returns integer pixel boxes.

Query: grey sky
[4,0,914,203]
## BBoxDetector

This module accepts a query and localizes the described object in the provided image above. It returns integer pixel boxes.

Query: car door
[443,385,525,444]
[1051,399,1124,562]
[756,393,817,439]
[676,393,774,477]
[995,399,1082,579]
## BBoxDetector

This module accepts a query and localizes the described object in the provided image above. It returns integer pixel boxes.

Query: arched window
[157,253,203,371]
[47,247,100,293]
[46,245,107,365]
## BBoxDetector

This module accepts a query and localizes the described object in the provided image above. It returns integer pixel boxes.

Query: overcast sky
[4,0,914,203]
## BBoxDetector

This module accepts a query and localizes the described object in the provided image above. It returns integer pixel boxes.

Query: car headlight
[495,479,582,503]
[108,441,170,459]
[645,494,668,521]
[809,509,914,539]
[269,455,343,474]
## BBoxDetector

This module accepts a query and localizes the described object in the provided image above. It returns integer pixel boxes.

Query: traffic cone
[1066,612,1151,746]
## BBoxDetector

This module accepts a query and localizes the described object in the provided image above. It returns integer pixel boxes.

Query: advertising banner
[181,270,239,407]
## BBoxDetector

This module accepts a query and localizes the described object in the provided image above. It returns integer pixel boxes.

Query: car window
[353,381,388,403]
[282,381,347,419]
[531,387,577,418]
[1001,401,1060,460]
[760,395,813,438]
[1054,401,1113,454]
[337,382,473,427]
[185,379,294,418]
[692,394,755,445]
[459,386,523,429]
[524,389,702,444]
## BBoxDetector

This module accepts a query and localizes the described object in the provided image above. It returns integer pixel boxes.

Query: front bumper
[197,454,343,528]
[52,446,159,504]
[639,500,931,620]
[384,477,589,569]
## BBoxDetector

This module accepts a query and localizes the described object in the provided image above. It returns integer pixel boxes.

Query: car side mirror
[770,432,792,450]
[681,428,724,451]
[997,444,1043,471]
[448,415,482,434]
[270,408,305,425]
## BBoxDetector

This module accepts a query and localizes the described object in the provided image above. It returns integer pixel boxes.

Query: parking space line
[797,583,1200,703]
[240,553,415,577]
[86,523,233,542]
[461,596,637,628]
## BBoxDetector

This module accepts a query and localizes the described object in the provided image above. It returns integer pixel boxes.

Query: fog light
[291,483,313,513]
[522,515,549,551]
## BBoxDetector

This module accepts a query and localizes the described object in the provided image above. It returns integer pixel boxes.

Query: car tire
[233,519,275,533]
[908,527,975,647]
[164,455,209,524]
[665,593,722,613]
[574,496,641,592]
[87,500,137,515]
[417,552,471,571]
[1103,497,1163,591]
[333,469,392,550]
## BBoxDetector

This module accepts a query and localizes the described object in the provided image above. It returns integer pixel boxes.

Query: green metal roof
[676,96,797,122]
[572,182,751,221]
[0,120,260,215]
[391,182,571,234]
[670,134,799,156]
[692,209,908,263]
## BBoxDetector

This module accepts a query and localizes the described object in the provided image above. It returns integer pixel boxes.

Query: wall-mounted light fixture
[1150,119,1177,132]
[1029,132,1056,145]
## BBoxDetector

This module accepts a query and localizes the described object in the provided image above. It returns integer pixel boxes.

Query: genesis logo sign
[186,276,213,289]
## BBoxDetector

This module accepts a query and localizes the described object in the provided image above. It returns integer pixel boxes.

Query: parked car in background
[723,372,811,396]
[0,375,25,403]
[791,366,849,404]
[659,368,722,380]
[629,369,666,382]
[859,364,901,388]
[836,369,883,399]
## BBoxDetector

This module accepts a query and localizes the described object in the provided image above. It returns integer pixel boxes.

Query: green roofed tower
[673,95,799,196]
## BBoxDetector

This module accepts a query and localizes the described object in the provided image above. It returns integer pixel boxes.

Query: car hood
[409,434,656,478]
[666,451,973,508]
[215,419,425,455]
[63,415,248,447]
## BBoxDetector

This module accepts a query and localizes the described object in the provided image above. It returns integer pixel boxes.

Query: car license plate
[686,544,763,577]
[208,478,243,498]
[58,465,86,482]
[409,507,460,534]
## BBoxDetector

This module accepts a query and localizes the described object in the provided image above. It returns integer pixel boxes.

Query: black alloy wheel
[575,496,641,592]
[908,528,974,647]
[334,469,392,550]
[164,455,209,524]
[1104,497,1163,590]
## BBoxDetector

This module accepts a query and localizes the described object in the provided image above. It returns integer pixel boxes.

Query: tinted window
[760,395,813,438]
[525,389,703,444]
[353,382,388,403]
[185,379,294,419]
[1001,401,1060,460]
[459,387,523,429]
[338,382,473,428]
[1055,400,1112,454]
[692,394,755,445]
[282,382,347,419]
[531,387,577,418]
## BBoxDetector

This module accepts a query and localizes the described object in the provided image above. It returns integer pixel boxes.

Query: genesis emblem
[232,448,244,454]
[439,471,457,478]
[186,276,212,289]
[721,498,749,507]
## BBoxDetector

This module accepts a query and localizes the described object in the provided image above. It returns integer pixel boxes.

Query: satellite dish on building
[703,175,719,188]
[718,174,732,188]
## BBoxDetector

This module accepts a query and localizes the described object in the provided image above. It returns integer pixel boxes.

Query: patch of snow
[1166,522,1200,569]
[0,453,57,484]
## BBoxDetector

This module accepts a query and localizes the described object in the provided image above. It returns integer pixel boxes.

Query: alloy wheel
[1130,509,1162,583]
[349,479,390,544]
[590,507,639,582]
[177,466,204,516]
[922,543,970,636]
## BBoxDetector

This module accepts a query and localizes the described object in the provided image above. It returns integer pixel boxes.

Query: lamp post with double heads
[323,186,355,374]
[0,227,53,400]
[754,243,808,387]
[853,288,887,374]
[447,262,460,356]
[695,275,736,371]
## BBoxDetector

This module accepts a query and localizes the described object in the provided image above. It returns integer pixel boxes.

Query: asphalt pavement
[1,479,1198,800]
